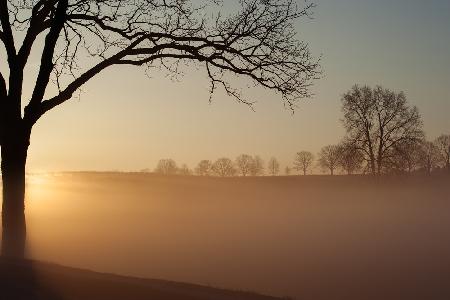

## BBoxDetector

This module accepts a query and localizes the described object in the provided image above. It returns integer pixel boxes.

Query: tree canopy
[1,0,321,133]
[341,85,423,175]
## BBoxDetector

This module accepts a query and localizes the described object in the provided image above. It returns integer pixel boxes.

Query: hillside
[0,258,283,300]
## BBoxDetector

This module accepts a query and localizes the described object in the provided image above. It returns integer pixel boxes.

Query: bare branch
[5,0,320,126]
[28,0,69,110]
[0,0,16,62]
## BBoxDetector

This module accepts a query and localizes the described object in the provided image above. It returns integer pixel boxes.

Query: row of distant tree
[154,155,267,177]
[299,134,450,176]
[152,85,449,177]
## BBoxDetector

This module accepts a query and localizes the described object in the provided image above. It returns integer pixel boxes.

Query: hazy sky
[13,0,450,172]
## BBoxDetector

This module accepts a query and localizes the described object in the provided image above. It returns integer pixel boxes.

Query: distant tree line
[151,85,449,177]
[153,155,269,177]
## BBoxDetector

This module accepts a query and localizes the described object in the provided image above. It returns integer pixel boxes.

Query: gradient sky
[10,0,450,172]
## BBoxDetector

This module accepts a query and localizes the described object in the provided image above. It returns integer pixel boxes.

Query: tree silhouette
[0,0,320,257]
[267,157,280,176]
[212,158,236,177]
[195,160,212,176]
[317,145,340,175]
[294,151,314,175]
[435,135,450,172]
[389,140,422,174]
[418,141,440,175]
[235,154,254,176]
[250,155,264,176]
[285,166,291,176]
[179,164,192,176]
[155,159,178,175]
[337,142,363,175]
[341,85,423,175]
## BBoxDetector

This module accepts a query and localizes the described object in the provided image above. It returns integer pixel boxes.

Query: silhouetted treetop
[195,160,213,176]
[294,151,313,175]
[337,141,363,175]
[435,135,450,172]
[155,159,178,175]
[212,157,235,177]
[1,0,320,127]
[267,157,280,176]
[341,85,423,175]
[418,141,440,175]
[318,145,340,175]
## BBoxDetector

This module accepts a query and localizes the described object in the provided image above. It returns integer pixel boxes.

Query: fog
[7,173,450,299]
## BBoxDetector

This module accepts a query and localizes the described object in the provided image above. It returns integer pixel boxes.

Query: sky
[3,0,450,172]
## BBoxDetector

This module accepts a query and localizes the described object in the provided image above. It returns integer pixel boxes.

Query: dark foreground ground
[2,257,450,300]
[0,258,282,300]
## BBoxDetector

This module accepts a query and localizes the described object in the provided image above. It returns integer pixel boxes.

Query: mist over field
[6,172,449,299]
[1,1,449,299]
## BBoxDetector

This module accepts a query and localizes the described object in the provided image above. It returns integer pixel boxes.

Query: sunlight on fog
[21,173,450,299]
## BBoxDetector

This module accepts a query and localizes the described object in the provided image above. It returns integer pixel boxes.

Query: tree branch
[11,0,319,125]
[0,0,16,63]
[0,71,6,145]
[0,71,6,98]
[28,0,68,109]
[17,1,56,68]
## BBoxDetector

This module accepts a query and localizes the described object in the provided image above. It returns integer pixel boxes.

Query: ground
[0,258,282,300]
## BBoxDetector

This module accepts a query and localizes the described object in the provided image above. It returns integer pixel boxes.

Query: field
[3,173,450,299]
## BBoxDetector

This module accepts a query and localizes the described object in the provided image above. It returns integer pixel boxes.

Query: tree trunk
[369,156,376,176]
[447,155,450,173]
[376,157,382,176]
[1,129,30,258]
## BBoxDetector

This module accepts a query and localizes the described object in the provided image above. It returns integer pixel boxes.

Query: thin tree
[285,166,291,176]
[317,145,340,175]
[195,160,212,176]
[179,164,192,176]
[435,134,450,172]
[235,154,254,176]
[268,157,280,176]
[0,1,320,257]
[155,159,178,175]
[250,155,264,176]
[294,151,314,175]
[212,158,236,177]
[341,85,423,175]
[418,141,440,175]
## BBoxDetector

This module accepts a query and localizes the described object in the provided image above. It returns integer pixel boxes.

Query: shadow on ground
[0,258,282,300]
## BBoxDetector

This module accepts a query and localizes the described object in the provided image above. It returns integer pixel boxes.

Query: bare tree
[435,134,450,172]
[294,151,314,175]
[195,160,212,176]
[388,139,422,173]
[318,145,340,175]
[155,159,178,175]
[268,157,280,176]
[285,166,291,176]
[212,158,236,177]
[250,155,264,176]
[337,141,363,175]
[341,85,423,175]
[235,154,254,176]
[418,141,440,175]
[0,0,320,256]
[179,164,192,176]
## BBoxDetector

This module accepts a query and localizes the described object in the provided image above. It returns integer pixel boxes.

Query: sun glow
[26,173,54,204]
